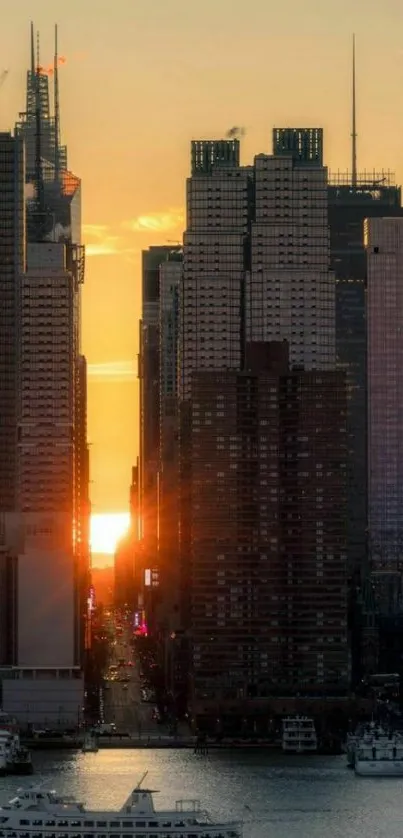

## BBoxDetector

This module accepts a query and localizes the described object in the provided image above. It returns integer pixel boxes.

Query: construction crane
[0,69,9,90]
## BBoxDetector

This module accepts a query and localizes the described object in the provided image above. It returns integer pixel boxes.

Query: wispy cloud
[83,224,139,257]
[88,360,136,381]
[86,241,121,256]
[82,224,108,238]
[123,208,184,234]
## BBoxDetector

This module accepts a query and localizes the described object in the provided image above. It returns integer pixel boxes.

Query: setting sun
[90,512,130,555]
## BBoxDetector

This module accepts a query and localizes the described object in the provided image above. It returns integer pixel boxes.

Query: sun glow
[90,512,130,555]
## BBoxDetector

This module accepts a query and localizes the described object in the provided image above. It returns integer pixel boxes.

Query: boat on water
[345,722,403,771]
[0,712,33,775]
[0,773,242,837]
[282,715,317,753]
[0,728,34,775]
[11,743,34,775]
[355,734,403,776]
[82,734,98,753]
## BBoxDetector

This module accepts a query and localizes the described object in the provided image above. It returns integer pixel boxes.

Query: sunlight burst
[90,512,130,555]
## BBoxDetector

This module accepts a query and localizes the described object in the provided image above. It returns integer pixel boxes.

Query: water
[0,749,402,838]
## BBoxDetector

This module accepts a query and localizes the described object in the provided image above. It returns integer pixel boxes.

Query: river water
[0,749,401,838]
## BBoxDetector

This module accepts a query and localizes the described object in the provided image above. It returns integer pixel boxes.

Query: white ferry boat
[0,774,242,838]
[355,735,403,776]
[282,716,317,753]
[345,723,387,768]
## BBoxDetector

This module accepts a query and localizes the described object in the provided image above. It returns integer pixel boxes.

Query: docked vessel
[282,715,317,753]
[10,743,34,775]
[355,733,403,776]
[0,724,33,775]
[0,773,242,837]
[82,732,99,753]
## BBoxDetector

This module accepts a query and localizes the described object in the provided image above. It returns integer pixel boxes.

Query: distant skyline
[1,0,403,517]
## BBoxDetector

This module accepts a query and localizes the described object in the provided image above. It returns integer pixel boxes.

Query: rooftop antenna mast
[352,33,357,188]
[54,23,60,183]
[30,21,35,75]
[35,29,45,221]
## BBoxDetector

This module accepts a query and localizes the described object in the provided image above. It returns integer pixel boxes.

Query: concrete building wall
[17,547,75,667]
[1,671,84,729]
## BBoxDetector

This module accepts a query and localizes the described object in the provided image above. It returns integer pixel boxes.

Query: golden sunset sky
[1,0,403,524]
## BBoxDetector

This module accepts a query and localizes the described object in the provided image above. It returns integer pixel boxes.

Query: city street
[102,624,164,740]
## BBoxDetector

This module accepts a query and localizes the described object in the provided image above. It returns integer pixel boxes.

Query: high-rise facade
[159,254,182,617]
[179,140,248,399]
[178,132,348,721]
[188,344,348,723]
[0,133,25,666]
[248,129,335,370]
[366,217,403,614]
[0,134,25,515]
[180,130,335,393]
[328,174,403,590]
[17,242,77,666]
[0,27,88,726]
[139,246,182,573]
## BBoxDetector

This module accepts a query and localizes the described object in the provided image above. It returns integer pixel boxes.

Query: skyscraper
[0,133,25,667]
[188,344,348,727]
[159,253,183,617]
[326,40,403,678]
[179,139,248,399]
[139,246,182,569]
[17,241,77,667]
[328,174,402,584]
[0,26,88,726]
[366,217,403,614]
[178,133,348,722]
[0,133,25,516]
[248,129,335,370]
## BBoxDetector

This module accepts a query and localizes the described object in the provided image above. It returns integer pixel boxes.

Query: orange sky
[2,0,403,516]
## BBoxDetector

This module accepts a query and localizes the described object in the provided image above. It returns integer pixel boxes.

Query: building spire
[54,23,60,182]
[35,29,45,218]
[352,33,357,188]
[30,21,35,74]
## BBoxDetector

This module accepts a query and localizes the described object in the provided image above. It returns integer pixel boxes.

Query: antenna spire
[352,33,357,188]
[54,23,60,182]
[30,21,35,74]
[35,29,45,219]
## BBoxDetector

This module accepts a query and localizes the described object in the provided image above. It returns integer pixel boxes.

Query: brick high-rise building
[188,343,348,725]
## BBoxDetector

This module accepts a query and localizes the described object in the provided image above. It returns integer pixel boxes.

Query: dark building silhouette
[328,174,402,584]
[138,246,182,614]
[186,343,348,725]
[0,133,25,516]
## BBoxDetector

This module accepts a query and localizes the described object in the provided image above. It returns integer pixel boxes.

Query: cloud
[83,223,140,257]
[86,241,121,256]
[124,208,184,234]
[87,360,137,382]
[82,224,108,238]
